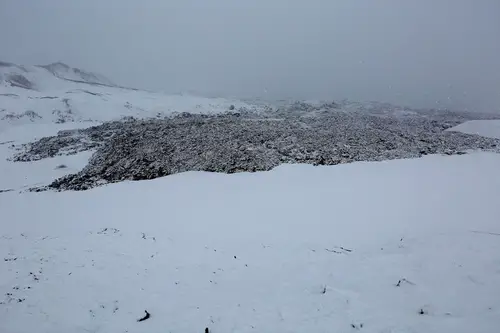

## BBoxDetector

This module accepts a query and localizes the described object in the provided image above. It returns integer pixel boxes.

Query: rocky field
[11,101,500,191]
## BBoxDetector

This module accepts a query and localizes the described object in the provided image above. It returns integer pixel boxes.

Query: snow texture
[10,103,500,191]
[37,62,115,86]
[449,120,500,140]
[1,151,500,333]
[2,61,500,333]
[0,61,262,131]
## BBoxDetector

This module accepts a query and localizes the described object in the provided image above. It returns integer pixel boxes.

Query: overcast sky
[1,0,499,111]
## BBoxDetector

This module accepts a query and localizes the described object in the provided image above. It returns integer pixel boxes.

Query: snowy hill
[37,62,115,86]
[2,61,500,333]
[0,60,114,90]
[0,61,258,130]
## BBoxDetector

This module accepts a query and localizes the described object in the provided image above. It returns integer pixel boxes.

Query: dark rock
[10,102,500,191]
[6,74,34,90]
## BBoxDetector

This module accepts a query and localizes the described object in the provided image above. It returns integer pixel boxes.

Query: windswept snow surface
[2,61,500,332]
[449,120,500,140]
[2,149,500,333]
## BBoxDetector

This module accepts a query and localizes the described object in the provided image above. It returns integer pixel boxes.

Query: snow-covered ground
[1,119,500,332]
[449,120,500,140]
[0,61,259,131]
[2,149,500,333]
[2,61,500,332]
[0,123,95,191]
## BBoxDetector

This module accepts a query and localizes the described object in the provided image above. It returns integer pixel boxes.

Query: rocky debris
[13,133,97,162]
[12,121,123,161]
[5,74,34,90]
[96,228,120,235]
[11,102,500,191]
[51,109,74,123]
[48,98,75,123]
[1,110,42,122]
[137,310,151,322]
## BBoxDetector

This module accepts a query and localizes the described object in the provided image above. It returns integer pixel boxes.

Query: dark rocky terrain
[11,101,500,191]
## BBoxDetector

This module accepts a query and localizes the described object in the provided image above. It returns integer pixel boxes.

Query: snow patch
[449,120,500,140]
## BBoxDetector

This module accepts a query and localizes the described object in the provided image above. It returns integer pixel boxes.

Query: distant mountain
[0,61,115,91]
[0,60,258,130]
[37,62,115,86]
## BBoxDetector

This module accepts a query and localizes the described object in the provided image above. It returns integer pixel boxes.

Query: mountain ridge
[0,60,261,130]
[0,61,116,89]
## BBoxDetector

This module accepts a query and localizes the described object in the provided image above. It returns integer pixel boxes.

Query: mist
[1,0,499,112]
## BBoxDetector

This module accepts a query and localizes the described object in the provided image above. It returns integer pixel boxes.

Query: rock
[11,102,500,191]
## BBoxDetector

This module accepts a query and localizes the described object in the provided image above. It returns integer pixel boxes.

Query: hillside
[1,61,500,333]
[0,61,259,130]
[0,61,114,90]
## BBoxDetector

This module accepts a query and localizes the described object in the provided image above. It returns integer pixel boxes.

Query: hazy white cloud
[1,0,499,111]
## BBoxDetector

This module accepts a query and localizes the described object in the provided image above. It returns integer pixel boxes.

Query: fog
[1,0,499,111]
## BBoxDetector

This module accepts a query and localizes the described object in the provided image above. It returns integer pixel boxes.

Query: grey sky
[1,0,499,111]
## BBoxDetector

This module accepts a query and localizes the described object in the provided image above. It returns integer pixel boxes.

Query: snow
[0,62,261,131]
[449,120,500,140]
[2,61,500,332]
[2,136,500,332]
[0,123,96,191]
[38,62,115,86]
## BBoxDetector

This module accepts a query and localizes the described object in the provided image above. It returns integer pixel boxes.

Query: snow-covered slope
[449,120,500,139]
[1,150,500,333]
[2,60,500,333]
[0,61,113,90]
[37,62,115,86]
[0,61,258,130]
